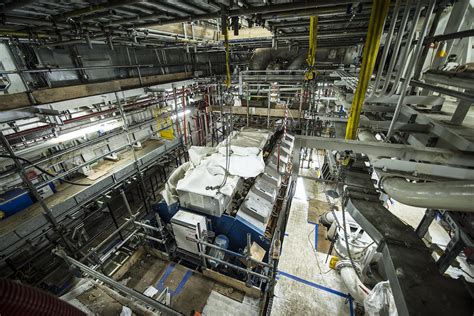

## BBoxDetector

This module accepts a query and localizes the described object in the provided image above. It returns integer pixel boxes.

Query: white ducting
[382,177,474,212]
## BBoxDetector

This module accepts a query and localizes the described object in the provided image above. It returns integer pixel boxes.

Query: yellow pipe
[345,0,390,140]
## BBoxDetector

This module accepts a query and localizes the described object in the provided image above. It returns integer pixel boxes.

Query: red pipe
[5,124,54,140]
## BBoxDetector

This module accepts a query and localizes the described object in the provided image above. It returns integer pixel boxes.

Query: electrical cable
[459,267,474,279]
[307,225,333,275]
[0,154,91,187]
[341,204,362,279]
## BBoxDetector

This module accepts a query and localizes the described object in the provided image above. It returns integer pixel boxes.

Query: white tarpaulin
[176,128,270,203]
[188,146,217,165]
[201,151,265,179]
[176,164,239,197]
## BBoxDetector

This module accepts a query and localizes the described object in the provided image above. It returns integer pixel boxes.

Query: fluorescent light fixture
[55,119,122,143]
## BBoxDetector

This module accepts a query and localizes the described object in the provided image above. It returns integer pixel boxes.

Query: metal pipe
[0,64,153,75]
[99,228,140,263]
[200,253,271,281]
[54,249,182,315]
[83,217,134,262]
[139,233,166,244]
[189,237,272,268]
[424,29,474,44]
[410,80,474,103]
[382,178,474,212]
[387,1,423,96]
[386,0,436,139]
[120,190,135,218]
[377,0,413,96]
[132,220,161,232]
[371,0,401,96]
[261,5,349,20]
[413,7,443,80]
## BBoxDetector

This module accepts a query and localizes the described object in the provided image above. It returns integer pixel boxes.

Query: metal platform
[0,138,182,259]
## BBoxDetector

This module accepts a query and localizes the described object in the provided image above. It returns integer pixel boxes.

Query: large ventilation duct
[381,178,474,212]
[287,53,307,70]
[249,47,302,70]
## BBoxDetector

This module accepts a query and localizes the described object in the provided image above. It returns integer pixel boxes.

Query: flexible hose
[0,278,85,316]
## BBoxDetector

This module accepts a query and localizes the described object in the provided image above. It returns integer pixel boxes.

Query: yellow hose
[345,0,390,140]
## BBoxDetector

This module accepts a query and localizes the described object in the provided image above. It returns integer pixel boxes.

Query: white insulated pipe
[382,178,474,212]
[357,129,474,212]
[339,265,370,303]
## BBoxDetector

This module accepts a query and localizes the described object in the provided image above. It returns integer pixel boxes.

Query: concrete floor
[270,156,474,315]
[271,168,354,316]
[64,252,259,315]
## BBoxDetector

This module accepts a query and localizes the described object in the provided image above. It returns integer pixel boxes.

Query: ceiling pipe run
[154,1,369,25]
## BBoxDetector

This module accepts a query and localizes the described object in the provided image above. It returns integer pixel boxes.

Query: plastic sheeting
[364,281,398,316]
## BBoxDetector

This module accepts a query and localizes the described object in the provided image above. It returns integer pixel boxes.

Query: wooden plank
[0,72,191,111]
[33,80,121,104]
[119,72,190,89]
[202,269,261,298]
[0,93,31,111]
[111,247,145,281]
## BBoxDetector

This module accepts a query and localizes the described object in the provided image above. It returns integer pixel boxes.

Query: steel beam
[154,1,360,25]
[372,158,474,180]
[295,135,474,167]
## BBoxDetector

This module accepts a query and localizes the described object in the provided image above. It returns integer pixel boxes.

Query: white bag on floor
[120,306,132,316]
[364,281,398,316]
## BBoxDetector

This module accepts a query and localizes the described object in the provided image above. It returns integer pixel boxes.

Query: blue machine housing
[0,188,35,217]
[154,201,271,255]
[0,183,57,218]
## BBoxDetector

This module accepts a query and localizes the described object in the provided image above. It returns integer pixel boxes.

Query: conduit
[345,0,390,140]
[382,178,474,212]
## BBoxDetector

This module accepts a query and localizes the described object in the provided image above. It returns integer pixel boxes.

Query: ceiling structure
[0,0,381,49]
